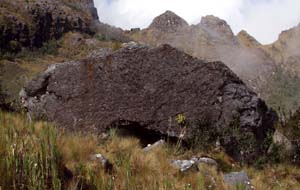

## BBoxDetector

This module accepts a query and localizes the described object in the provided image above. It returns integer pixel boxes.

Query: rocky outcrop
[149,11,189,32]
[199,15,237,45]
[237,30,261,48]
[22,44,277,162]
[263,24,300,78]
[0,0,98,53]
[260,24,300,111]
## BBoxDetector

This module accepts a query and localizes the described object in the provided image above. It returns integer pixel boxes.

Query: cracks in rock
[31,74,51,100]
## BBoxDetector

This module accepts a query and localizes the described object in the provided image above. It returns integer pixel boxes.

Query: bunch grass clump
[0,112,62,190]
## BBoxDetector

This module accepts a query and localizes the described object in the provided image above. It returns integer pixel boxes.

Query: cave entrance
[110,120,178,147]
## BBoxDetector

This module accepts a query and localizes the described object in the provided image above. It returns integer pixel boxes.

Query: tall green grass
[0,112,62,190]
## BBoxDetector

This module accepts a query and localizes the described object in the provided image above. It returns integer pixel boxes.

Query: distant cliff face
[129,11,300,110]
[263,25,300,78]
[0,0,99,53]
[237,30,261,48]
[130,11,277,97]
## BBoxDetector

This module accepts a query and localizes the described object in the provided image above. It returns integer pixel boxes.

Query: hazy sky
[94,0,300,44]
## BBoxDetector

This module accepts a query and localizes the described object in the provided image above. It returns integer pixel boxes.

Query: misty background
[94,0,300,44]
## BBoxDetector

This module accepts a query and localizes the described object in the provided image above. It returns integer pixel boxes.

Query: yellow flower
[176,114,185,125]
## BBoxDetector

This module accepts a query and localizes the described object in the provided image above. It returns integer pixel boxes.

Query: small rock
[223,171,252,190]
[90,154,113,173]
[171,159,199,172]
[122,41,139,49]
[272,130,293,151]
[100,133,109,140]
[191,156,218,166]
[143,139,165,152]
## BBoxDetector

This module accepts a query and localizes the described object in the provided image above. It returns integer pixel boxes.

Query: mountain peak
[237,30,261,48]
[199,15,236,43]
[200,15,228,26]
[149,10,188,32]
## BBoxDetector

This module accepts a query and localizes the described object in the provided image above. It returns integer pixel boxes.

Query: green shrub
[38,39,61,55]
[186,118,218,151]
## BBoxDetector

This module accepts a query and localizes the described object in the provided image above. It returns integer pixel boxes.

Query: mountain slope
[130,11,276,96]
[129,11,300,111]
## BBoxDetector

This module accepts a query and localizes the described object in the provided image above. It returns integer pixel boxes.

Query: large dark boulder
[21,44,277,162]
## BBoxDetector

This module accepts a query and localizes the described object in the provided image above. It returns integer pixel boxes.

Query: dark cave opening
[110,120,180,147]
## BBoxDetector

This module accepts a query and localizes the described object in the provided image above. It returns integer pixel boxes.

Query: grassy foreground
[0,112,300,190]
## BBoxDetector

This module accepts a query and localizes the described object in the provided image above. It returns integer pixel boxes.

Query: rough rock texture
[223,171,252,190]
[171,159,199,172]
[22,44,277,162]
[149,11,189,32]
[0,0,98,53]
[199,15,237,45]
[171,156,217,172]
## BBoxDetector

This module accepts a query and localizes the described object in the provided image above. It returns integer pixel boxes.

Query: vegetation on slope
[0,112,300,190]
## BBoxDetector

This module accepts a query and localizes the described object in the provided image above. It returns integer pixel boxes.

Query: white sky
[94,0,300,44]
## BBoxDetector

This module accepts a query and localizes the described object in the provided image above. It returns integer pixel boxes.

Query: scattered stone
[223,171,252,190]
[171,159,199,172]
[273,130,293,151]
[171,156,218,172]
[89,154,113,173]
[100,133,110,140]
[121,41,140,49]
[191,156,218,166]
[143,139,165,152]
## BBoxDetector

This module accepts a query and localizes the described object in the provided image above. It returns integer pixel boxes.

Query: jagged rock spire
[149,10,188,32]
